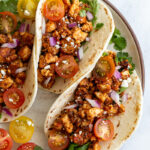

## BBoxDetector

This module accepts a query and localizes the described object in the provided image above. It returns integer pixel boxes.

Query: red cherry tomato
[55,55,79,79]
[17,142,36,150]
[94,119,114,141]
[3,88,25,109]
[43,0,65,22]
[48,130,69,150]
[0,128,13,150]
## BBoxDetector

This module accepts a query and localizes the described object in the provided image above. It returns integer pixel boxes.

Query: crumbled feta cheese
[1,70,5,78]
[62,60,68,64]
[0,79,3,82]
[119,79,123,81]
[56,62,59,66]
[55,45,60,49]
[79,131,82,135]
[24,10,30,16]
[62,17,65,21]
[9,98,13,102]
[44,65,51,70]
[64,44,67,48]
[61,35,65,38]
[71,42,74,46]
[57,41,60,44]
[121,80,129,87]
[66,37,71,42]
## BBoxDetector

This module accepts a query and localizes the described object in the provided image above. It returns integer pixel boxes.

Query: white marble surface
[110,0,150,150]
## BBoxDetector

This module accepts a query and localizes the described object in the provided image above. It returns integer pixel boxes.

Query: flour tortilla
[0,40,38,123]
[44,50,143,150]
[35,0,115,94]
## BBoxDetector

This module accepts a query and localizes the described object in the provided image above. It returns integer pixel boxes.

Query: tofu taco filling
[38,0,104,89]
[0,11,34,118]
[47,51,135,150]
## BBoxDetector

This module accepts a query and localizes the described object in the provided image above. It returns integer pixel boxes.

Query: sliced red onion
[86,98,101,108]
[64,104,78,109]
[122,93,128,103]
[86,11,93,20]
[77,47,84,61]
[116,66,121,70]
[26,24,30,32]
[114,70,121,79]
[15,67,27,74]
[49,37,56,47]
[110,90,120,105]
[68,22,77,29]
[2,108,13,117]
[19,23,26,32]
[1,39,19,49]
[44,77,51,86]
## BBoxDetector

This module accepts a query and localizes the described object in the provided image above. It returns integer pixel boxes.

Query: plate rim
[103,0,145,93]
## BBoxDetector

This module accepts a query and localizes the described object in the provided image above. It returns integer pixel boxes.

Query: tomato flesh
[17,142,36,150]
[93,55,115,81]
[43,0,65,21]
[9,116,34,144]
[48,130,69,150]
[94,119,114,141]
[3,88,25,109]
[55,55,79,79]
[0,128,13,150]
[0,11,17,33]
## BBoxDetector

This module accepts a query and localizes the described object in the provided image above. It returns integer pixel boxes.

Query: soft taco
[44,50,143,150]
[0,12,37,122]
[35,0,115,94]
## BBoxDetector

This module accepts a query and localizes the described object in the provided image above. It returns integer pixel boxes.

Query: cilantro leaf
[80,9,86,17]
[75,142,90,150]
[34,146,43,150]
[102,52,108,56]
[0,0,18,14]
[95,23,104,31]
[68,143,78,150]
[118,87,127,94]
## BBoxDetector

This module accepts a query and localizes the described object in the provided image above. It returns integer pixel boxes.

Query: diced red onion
[19,23,26,32]
[64,104,78,109]
[49,37,56,47]
[26,24,30,32]
[2,108,13,117]
[1,39,19,49]
[15,67,27,74]
[110,90,120,105]
[77,47,84,61]
[122,93,128,103]
[116,66,121,70]
[86,98,101,108]
[44,77,51,86]
[68,22,77,29]
[114,70,121,79]
[86,11,93,21]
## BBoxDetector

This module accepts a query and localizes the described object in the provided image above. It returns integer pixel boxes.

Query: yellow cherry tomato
[17,0,39,19]
[9,116,34,143]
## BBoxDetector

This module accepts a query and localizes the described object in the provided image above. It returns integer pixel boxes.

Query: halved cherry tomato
[3,88,25,109]
[94,119,114,141]
[55,55,79,79]
[9,116,34,143]
[0,128,13,150]
[17,142,36,150]
[43,0,65,21]
[93,55,115,81]
[0,11,17,33]
[48,130,69,150]
[17,0,39,19]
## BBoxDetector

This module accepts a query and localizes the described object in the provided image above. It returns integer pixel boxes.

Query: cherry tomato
[17,142,36,150]
[0,128,13,150]
[17,0,39,19]
[0,11,17,33]
[43,0,65,21]
[94,119,114,141]
[93,55,115,81]
[9,116,34,143]
[55,55,79,79]
[48,130,69,150]
[3,88,25,109]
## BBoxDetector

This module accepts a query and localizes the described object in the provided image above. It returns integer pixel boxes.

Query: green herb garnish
[75,58,79,62]
[102,52,108,56]
[95,23,104,31]
[0,0,18,14]
[0,114,2,119]
[80,9,87,17]
[68,143,78,150]
[118,87,127,94]
[75,142,90,150]
[34,145,43,150]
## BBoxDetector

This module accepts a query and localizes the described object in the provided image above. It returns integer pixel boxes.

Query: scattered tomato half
[94,119,114,141]
[17,0,39,19]
[9,116,34,144]
[17,142,36,150]
[3,88,25,109]
[43,0,65,21]
[55,55,79,79]
[0,128,13,150]
[0,11,17,33]
[93,55,115,81]
[48,130,69,150]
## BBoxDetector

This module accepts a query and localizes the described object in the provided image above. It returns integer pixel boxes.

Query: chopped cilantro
[34,146,43,150]
[75,58,79,62]
[75,142,90,150]
[95,23,104,31]
[68,143,78,150]
[80,9,86,17]
[0,114,2,119]
[110,28,127,51]
[102,52,108,56]
[118,87,128,94]
[0,0,18,14]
